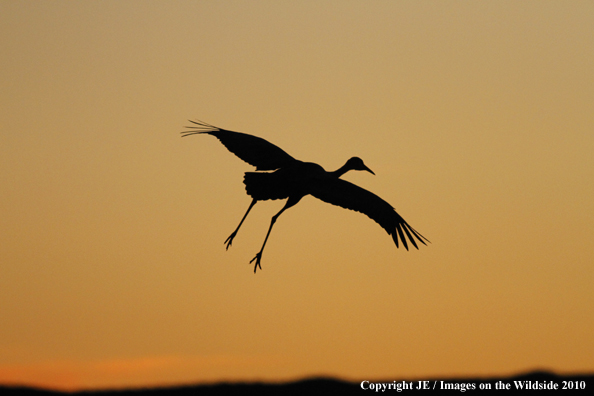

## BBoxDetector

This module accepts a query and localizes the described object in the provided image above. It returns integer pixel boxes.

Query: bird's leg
[225,199,257,250]
[250,196,301,273]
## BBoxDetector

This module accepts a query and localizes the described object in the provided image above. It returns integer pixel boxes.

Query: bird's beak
[363,165,375,175]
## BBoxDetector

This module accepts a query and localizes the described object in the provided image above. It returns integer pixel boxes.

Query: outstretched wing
[309,177,429,250]
[182,120,297,171]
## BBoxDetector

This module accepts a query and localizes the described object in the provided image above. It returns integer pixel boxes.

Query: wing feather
[182,120,296,171]
[309,177,429,250]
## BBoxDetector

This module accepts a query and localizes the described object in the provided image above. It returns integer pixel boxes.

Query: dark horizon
[3,371,593,395]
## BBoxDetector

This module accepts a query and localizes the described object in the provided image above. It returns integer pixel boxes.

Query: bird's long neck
[330,162,353,178]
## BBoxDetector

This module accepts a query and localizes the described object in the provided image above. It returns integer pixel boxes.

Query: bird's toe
[250,253,263,273]
[224,232,236,250]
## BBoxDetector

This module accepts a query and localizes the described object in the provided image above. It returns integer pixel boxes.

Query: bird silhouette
[182,120,429,273]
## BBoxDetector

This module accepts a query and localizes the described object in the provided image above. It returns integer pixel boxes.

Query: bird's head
[346,157,375,175]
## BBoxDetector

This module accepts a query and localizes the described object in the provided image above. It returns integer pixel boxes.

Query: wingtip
[181,119,221,137]
[402,224,419,250]
[392,231,399,248]
[392,222,431,251]
[395,224,409,250]
[409,224,430,245]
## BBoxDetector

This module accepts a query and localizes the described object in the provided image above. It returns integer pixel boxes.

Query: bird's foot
[250,252,263,273]
[224,232,237,250]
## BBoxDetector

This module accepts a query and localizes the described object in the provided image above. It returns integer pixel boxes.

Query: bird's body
[244,161,314,201]
[182,120,429,272]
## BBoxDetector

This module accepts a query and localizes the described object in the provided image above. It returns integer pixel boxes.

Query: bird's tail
[243,172,290,201]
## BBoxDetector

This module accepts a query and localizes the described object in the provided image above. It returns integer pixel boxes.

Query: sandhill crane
[182,120,429,273]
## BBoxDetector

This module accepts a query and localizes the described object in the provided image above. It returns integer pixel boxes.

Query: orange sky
[1,0,593,391]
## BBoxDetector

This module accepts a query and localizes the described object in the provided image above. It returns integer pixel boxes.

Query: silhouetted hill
[1,371,592,395]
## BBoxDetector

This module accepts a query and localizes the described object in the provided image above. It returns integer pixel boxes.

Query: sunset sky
[1,0,593,391]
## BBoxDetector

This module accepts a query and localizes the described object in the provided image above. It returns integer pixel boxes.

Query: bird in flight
[182,120,429,273]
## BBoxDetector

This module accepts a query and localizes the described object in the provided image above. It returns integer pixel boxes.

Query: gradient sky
[1,0,593,391]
